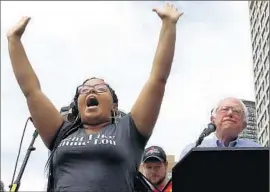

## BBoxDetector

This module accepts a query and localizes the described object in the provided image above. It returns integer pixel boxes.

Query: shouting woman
[7,3,183,192]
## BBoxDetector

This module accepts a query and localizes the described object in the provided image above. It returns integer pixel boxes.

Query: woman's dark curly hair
[46,77,118,192]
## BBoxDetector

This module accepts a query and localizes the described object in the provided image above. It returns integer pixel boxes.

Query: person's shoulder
[57,120,74,135]
[179,143,195,160]
[238,138,261,147]
[183,137,215,148]
[62,120,74,128]
[117,113,137,128]
[117,112,149,149]
[48,120,75,151]
[179,138,216,160]
[118,112,131,121]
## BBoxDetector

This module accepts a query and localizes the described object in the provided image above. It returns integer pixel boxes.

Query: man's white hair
[211,97,249,127]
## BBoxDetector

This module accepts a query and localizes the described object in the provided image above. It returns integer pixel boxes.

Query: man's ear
[210,115,215,124]
[164,161,168,169]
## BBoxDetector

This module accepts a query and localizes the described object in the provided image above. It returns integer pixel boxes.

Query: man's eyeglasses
[77,84,109,94]
[217,106,243,115]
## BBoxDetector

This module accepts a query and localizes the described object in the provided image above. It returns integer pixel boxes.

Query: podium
[172,147,269,192]
[134,172,152,192]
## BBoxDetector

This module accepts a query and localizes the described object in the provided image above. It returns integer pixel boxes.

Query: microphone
[200,123,216,138]
[195,123,216,147]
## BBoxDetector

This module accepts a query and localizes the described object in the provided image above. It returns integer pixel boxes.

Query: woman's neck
[83,121,110,132]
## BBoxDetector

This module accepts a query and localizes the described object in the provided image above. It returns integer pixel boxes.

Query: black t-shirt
[51,114,149,192]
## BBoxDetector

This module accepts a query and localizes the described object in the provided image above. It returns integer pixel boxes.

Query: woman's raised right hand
[7,16,31,40]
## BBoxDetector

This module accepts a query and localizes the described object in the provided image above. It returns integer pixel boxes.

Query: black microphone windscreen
[208,123,216,131]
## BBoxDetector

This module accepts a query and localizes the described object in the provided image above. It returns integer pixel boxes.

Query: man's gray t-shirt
[51,114,148,192]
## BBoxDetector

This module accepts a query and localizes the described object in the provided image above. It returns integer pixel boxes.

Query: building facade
[248,1,269,147]
[139,155,177,180]
[239,100,257,142]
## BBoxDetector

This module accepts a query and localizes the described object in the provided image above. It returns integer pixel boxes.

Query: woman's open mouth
[87,96,99,108]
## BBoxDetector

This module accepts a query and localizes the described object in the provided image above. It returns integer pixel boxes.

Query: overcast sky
[1,1,255,190]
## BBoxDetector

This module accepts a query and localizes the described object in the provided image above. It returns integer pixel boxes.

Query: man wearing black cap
[141,146,172,192]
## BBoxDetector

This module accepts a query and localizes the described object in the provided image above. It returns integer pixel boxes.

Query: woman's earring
[113,110,118,124]
[74,115,80,123]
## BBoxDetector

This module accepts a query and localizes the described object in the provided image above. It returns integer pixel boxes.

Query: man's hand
[153,3,183,24]
[7,16,31,40]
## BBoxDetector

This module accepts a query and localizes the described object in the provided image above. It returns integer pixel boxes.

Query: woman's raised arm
[130,4,183,137]
[7,17,64,149]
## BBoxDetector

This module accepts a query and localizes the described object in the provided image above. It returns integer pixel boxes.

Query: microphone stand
[9,130,38,192]
[195,128,207,147]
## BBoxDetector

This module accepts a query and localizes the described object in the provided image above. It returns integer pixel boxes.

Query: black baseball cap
[142,146,167,163]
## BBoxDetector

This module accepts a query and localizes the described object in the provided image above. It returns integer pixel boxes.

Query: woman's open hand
[7,16,31,40]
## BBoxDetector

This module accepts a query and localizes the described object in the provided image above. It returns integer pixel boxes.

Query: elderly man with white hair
[180,97,261,159]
